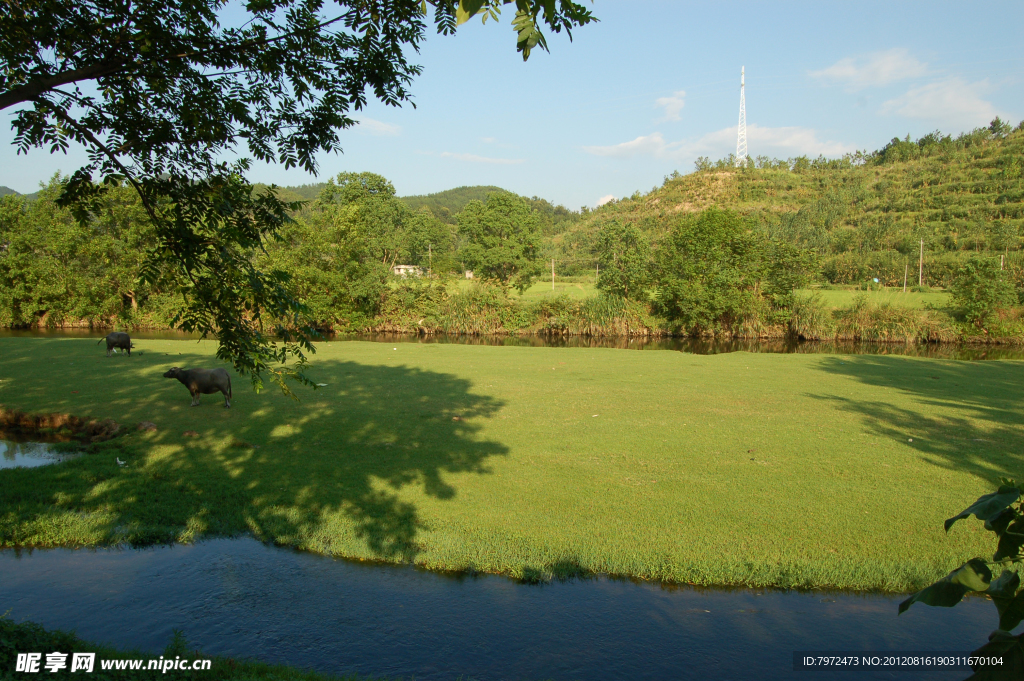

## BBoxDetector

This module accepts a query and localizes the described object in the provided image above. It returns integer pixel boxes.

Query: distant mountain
[0,186,39,200]
[277,183,326,201]
[268,183,513,222]
[399,186,508,223]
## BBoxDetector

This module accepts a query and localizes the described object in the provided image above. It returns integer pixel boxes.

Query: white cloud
[438,151,525,165]
[655,90,686,122]
[596,194,616,206]
[355,118,401,136]
[480,137,496,143]
[582,133,667,158]
[582,125,853,162]
[880,78,998,129]
[810,48,928,91]
[746,125,856,157]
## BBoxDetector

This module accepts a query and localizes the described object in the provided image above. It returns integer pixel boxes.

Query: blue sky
[2,1,1022,209]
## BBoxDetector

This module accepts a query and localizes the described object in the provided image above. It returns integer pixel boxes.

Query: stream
[0,538,995,681]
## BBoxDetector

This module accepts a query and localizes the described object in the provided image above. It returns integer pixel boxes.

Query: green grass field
[801,288,951,309]
[1,337,1020,591]
[515,280,597,300]
[450,278,597,301]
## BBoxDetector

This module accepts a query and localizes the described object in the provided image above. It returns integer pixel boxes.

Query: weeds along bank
[2,273,1023,345]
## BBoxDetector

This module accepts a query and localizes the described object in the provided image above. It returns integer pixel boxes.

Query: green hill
[0,186,40,201]
[554,120,1024,284]
[399,185,507,222]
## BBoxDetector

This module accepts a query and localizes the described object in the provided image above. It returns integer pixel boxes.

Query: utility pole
[903,262,908,293]
[551,259,555,290]
[735,66,747,167]
[918,240,924,287]
[428,243,432,277]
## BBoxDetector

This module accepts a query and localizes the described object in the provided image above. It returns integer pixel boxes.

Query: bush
[950,257,1017,330]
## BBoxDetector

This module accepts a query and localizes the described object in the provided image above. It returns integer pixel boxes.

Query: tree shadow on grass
[811,355,1024,483]
[0,354,508,564]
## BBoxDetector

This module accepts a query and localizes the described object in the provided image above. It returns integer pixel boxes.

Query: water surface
[2,328,1022,360]
[0,538,997,680]
[0,440,81,469]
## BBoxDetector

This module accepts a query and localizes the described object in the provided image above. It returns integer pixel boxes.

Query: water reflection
[0,538,996,680]
[0,440,82,469]
[3,328,1022,360]
[341,332,1024,360]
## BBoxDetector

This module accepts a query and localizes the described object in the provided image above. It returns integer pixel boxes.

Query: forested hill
[270,181,579,233]
[266,183,539,225]
[0,187,21,198]
[399,185,506,221]
[549,120,1024,282]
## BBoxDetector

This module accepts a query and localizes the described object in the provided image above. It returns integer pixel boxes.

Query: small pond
[0,440,81,469]
[3,328,1023,360]
[0,538,996,680]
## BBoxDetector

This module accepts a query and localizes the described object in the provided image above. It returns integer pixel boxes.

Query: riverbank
[0,337,1018,591]
[4,286,1023,346]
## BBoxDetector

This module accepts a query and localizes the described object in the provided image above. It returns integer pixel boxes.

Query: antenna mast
[736,66,747,167]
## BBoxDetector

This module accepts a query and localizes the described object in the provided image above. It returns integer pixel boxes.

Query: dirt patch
[0,406,122,443]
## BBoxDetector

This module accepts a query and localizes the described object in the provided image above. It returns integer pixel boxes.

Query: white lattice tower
[735,66,747,167]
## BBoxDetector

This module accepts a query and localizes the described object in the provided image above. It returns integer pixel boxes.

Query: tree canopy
[0,0,596,391]
[457,192,542,292]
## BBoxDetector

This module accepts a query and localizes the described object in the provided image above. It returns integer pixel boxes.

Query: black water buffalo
[163,367,232,407]
[97,331,134,357]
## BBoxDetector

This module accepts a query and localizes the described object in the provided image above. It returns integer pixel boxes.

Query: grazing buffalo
[97,331,134,357]
[163,367,232,407]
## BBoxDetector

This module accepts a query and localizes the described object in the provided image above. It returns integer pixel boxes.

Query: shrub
[950,257,1017,330]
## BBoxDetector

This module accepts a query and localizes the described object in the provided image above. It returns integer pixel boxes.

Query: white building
[392,264,423,278]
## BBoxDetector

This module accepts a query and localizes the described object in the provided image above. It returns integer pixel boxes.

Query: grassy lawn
[515,279,597,300]
[449,278,598,301]
[802,288,952,309]
[1,337,1020,591]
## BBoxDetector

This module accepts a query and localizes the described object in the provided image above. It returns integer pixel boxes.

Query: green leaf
[995,520,1024,562]
[945,487,1021,532]
[998,593,1024,633]
[986,507,1017,534]
[899,558,993,614]
[966,631,1024,680]
[456,0,487,25]
[990,570,1024,631]
[989,570,1021,600]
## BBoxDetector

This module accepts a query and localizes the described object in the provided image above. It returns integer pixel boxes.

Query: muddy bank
[0,407,122,443]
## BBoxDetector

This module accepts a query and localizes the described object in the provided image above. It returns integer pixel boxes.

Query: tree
[654,208,758,333]
[457,192,542,292]
[595,219,650,299]
[0,0,596,391]
[950,257,1016,331]
[654,208,814,333]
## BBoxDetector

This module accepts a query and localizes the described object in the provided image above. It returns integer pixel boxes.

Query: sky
[2,1,1022,209]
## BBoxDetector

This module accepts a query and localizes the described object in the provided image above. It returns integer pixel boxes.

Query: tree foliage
[899,482,1024,680]
[0,180,160,328]
[653,208,814,333]
[595,219,650,300]
[0,0,596,391]
[949,257,1017,330]
[457,192,543,292]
